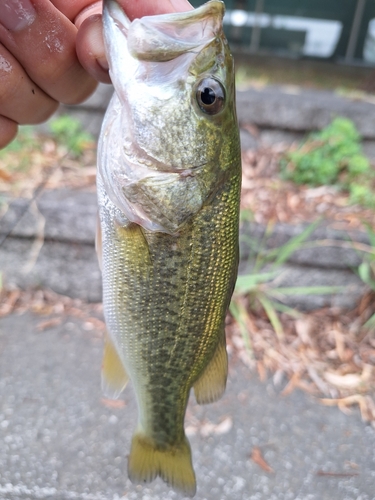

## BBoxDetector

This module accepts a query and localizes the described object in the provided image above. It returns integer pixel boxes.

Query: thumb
[75,0,193,83]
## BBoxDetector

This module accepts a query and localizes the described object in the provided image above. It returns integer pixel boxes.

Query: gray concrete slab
[0,190,96,243]
[0,312,375,499]
[0,190,368,308]
[236,87,375,140]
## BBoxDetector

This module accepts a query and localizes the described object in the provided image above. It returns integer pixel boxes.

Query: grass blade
[235,271,280,294]
[257,293,284,340]
[270,301,302,318]
[362,222,375,250]
[363,312,375,331]
[267,219,322,268]
[229,300,253,357]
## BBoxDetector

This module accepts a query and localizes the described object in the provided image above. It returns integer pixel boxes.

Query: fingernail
[84,15,109,71]
[97,55,109,72]
[0,0,37,32]
[74,2,102,30]
[169,0,194,12]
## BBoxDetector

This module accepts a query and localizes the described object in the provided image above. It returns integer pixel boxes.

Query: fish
[96,0,241,496]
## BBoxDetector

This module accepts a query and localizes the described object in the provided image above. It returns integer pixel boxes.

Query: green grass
[48,115,94,157]
[0,115,93,174]
[230,220,342,345]
[280,117,375,209]
[352,224,375,331]
[0,126,41,172]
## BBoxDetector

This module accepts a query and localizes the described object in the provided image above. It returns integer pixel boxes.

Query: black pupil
[201,87,216,105]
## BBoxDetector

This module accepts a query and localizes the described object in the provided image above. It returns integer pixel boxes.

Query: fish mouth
[104,0,225,63]
[102,1,230,174]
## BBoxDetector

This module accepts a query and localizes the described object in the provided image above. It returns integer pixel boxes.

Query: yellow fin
[116,223,152,271]
[128,432,196,497]
[101,334,129,399]
[193,333,228,405]
[95,213,102,271]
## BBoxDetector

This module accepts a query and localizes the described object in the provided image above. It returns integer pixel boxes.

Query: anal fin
[101,333,129,399]
[193,332,228,405]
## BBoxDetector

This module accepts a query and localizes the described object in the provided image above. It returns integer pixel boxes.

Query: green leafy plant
[230,220,343,347]
[353,224,375,331]
[0,126,39,171]
[280,117,375,208]
[49,115,94,156]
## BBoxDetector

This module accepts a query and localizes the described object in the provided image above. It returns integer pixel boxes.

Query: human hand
[0,0,101,149]
[0,0,192,150]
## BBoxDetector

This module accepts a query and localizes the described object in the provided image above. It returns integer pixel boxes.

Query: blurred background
[193,0,375,64]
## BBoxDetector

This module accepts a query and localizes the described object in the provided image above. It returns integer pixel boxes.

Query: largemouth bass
[97,0,241,496]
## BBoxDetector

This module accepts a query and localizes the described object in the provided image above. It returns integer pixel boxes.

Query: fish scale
[98,167,240,436]
[97,0,241,496]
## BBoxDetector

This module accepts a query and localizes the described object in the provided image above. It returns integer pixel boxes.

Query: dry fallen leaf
[281,372,301,396]
[320,394,375,422]
[257,361,267,382]
[323,371,363,390]
[295,317,313,345]
[0,289,21,317]
[200,416,233,438]
[0,167,12,181]
[324,365,372,390]
[250,447,274,473]
[36,317,63,331]
[316,470,359,478]
[100,398,126,409]
[345,460,359,470]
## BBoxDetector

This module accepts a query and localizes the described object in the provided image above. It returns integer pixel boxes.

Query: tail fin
[128,431,196,497]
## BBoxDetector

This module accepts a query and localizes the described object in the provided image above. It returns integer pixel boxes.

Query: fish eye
[195,78,225,115]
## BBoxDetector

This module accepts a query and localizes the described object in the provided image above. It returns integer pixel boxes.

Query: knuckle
[0,68,23,104]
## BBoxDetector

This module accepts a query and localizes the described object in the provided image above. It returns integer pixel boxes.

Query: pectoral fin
[193,332,228,405]
[101,333,129,399]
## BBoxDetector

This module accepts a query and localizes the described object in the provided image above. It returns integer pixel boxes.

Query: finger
[50,0,101,23]
[0,0,97,105]
[0,115,18,149]
[76,0,193,82]
[76,14,111,84]
[0,44,58,125]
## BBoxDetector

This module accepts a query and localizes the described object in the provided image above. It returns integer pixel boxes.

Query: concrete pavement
[1,312,375,499]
